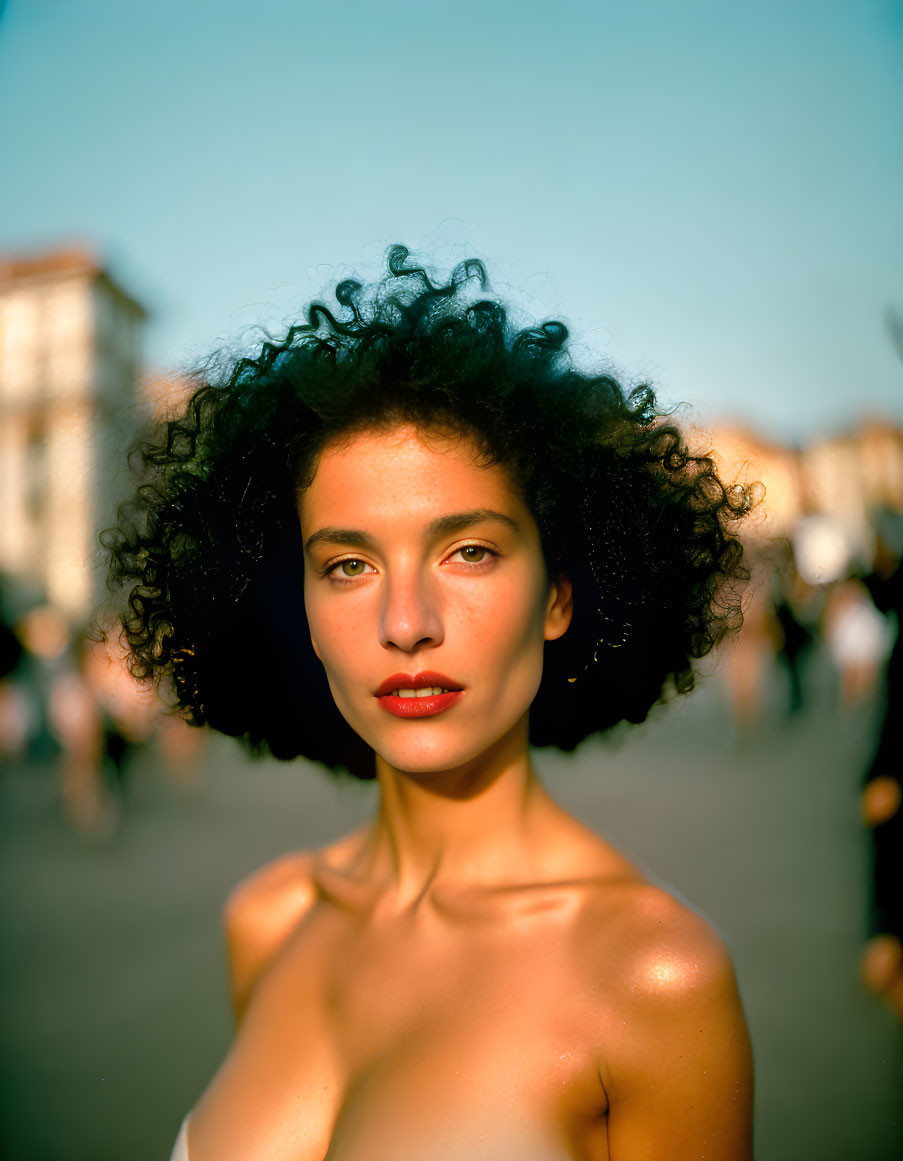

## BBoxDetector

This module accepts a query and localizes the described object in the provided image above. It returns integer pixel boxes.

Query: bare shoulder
[594,879,739,1001]
[550,812,735,997]
[547,814,741,1002]
[223,849,319,1022]
[223,824,376,1020]
[583,881,753,1157]
[224,849,318,932]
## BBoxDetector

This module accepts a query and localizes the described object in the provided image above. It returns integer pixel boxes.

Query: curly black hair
[103,245,754,780]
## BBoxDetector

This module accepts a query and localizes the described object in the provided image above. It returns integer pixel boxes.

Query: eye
[447,544,496,565]
[325,557,375,580]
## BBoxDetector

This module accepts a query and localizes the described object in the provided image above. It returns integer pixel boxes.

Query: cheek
[311,618,359,671]
[470,576,549,679]
[303,587,362,678]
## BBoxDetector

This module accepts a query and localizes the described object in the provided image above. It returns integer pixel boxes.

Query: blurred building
[0,247,146,620]
[707,423,803,543]
[140,367,196,422]
[706,419,903,568]
[800,420,903,571]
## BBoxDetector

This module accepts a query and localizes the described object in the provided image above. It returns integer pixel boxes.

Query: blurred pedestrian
[858,532,903,1019]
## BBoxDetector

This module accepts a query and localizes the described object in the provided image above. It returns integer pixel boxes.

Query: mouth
[374,671,465,718]
[374,671,464,698]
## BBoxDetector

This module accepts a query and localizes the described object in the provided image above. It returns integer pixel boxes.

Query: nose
[377,567,444,653]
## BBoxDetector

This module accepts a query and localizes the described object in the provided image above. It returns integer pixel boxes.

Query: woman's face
[298,424,572,776]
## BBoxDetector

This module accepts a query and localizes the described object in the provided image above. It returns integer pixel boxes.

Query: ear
[544,572,574,642]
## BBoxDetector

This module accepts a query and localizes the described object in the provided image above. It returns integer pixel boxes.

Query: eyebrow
[303,508,521,554]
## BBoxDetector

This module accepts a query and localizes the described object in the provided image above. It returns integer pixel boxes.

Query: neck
[358,716,557,909]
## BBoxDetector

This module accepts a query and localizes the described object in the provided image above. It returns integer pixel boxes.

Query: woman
[106,247,754,1160]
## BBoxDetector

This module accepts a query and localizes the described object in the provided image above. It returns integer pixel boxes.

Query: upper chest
[200,888,616,1161]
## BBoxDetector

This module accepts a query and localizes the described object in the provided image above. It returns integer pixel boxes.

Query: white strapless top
[168,1116,190,1161]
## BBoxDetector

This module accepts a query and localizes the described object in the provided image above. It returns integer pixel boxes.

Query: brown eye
[451,545,495,564]
[325,558,372,579]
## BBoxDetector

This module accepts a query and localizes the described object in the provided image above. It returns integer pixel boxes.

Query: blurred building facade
[0,248,146,620]
[709,420,903,568]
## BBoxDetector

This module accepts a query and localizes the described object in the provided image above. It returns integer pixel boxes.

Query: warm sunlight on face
[298,425,572,777]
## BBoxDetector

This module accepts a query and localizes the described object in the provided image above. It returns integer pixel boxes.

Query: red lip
[377,690,463,718]
[374,671,464,698]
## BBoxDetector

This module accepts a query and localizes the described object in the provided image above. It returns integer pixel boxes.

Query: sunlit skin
[187,425,753,1161]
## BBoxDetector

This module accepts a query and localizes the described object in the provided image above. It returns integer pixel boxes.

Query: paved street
[1,654,900,1161]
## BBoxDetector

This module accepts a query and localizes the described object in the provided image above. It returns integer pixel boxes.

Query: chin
[373,718,528,780]
[375,742,482,778]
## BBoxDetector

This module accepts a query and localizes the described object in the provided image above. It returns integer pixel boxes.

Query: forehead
[299,424,522,526]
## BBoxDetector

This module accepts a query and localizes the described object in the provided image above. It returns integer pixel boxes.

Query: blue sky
[1,0,901,441]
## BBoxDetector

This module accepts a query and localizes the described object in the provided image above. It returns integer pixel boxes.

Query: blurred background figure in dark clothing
[0,580,26,759]
[771,543,819,719]
[859,513,903,1020]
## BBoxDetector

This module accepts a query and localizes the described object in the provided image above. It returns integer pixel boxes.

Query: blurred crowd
[722,500,903,1022]
[0,582,202,837]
